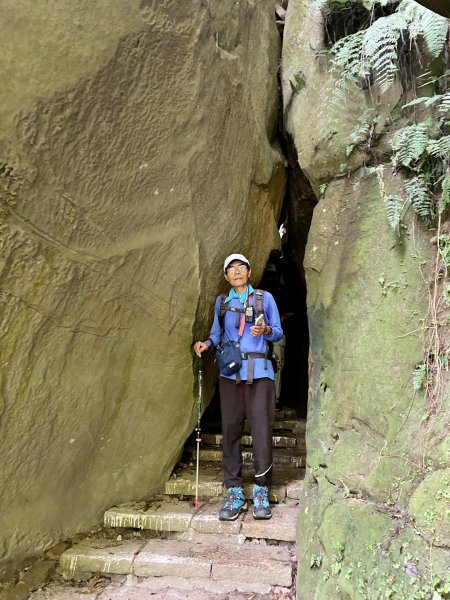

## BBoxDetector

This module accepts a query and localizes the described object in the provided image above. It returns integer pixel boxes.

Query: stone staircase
[58,408,306,598]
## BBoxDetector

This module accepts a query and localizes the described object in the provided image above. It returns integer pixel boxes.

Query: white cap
[223,253,250,272]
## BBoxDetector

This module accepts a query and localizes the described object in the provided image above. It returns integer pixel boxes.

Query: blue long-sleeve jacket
[206,290,283,381]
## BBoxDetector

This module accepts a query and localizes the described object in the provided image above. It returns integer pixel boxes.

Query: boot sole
[218,502,248,521]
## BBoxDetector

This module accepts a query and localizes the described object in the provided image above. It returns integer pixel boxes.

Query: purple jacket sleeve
[262,291,283,342]
[206,296,222,347]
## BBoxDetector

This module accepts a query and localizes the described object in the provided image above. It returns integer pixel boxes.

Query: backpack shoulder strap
[253,289,271,367]
[218,294,227,330]
[253,289,265,316]
[219,294,227,317]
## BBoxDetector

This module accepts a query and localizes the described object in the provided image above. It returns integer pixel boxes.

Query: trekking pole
[194,356,203,511]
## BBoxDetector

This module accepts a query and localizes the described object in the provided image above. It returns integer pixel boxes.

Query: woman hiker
[194,253,283,521]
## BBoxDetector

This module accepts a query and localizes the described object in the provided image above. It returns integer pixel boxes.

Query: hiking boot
[253,484,272,519]
[218,486,247,521]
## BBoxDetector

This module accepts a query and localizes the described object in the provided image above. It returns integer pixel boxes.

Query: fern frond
[404,176,433,218]
[384,194,403,230]
[362,13,407,93]
[348,109,374,144]
[329,31,367,108]
[391,120,431,167]
[331,30,365,73]
[427,136,450,158]
[439,93,450,115]
[417,7,449,57]
[398,0,421,22]
[412,363,427,390]
[402,95,443,109]
[326,0,448,114]
[398,0,449,57]
[438,175,450,214]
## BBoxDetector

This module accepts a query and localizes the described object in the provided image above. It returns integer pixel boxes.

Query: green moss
[307,172,428,484]
[298,487,450,599]
[409,469,450,547]
[299,168,450,598]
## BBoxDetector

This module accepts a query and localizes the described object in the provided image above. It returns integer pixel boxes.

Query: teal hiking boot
[218,486,247,521]
[253,484,272,519]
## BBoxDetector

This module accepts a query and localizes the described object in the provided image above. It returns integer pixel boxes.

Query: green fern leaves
[439,93,450,115]
[330,31,366,108]
[384,194,404,230]
[427,136,450,158]
[403,176,433,219]
[402,95,443,109]
[362,13,407,93]
[412,363,427,390]
[328,0,449,99]
[438,176,450,214]
[417,7,449,57]
[391,120,432,167]
[325,0,449,233]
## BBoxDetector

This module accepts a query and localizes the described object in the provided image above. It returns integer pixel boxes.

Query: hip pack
[215,340,242,376]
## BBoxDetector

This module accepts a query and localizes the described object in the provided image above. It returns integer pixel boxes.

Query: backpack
[218,289,277,371]
[218,289,265,328]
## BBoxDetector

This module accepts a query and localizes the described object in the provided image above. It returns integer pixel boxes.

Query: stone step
[203,416,306,436]
[276,408,298,419]
[286,479,304,500]
[61,539,145,578]
[184,500,298,542]
[164,463,224,498]
[104,498,298,542]
[201,431,301,448]
[60,536,293,587]
[184,446,305,468]
[241,503,298,542]
[104,498,244,536]
[163,463,303,503]
[204,407,299,422]
[104,498,195,532]
[272,419,306,434]
[93,576,275,598]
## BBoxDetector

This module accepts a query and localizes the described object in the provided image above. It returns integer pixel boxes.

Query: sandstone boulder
[0,0,285,577]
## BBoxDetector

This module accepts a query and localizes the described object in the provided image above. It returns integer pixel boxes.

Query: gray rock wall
[282,0,450,597]
[0,0,285,577]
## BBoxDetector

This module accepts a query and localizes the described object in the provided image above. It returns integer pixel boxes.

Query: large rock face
[283,0,450,597]
[0,0,285,576]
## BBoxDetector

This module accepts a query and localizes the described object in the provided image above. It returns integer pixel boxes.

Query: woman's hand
[250,320,267,337]
[194,341,209,357]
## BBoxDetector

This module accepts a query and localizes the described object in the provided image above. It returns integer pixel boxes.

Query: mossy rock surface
[282,1,450,596]
[409,469,450,547]
[295,167,450,598]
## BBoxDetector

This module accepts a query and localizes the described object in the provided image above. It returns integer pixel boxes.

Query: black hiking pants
[219,377,275,489]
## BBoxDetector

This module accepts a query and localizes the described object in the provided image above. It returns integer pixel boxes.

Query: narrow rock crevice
[269,1,318,418]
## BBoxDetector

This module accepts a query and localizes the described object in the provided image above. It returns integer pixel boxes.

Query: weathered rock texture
[283,0,450,597]
[0,0,285,577]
